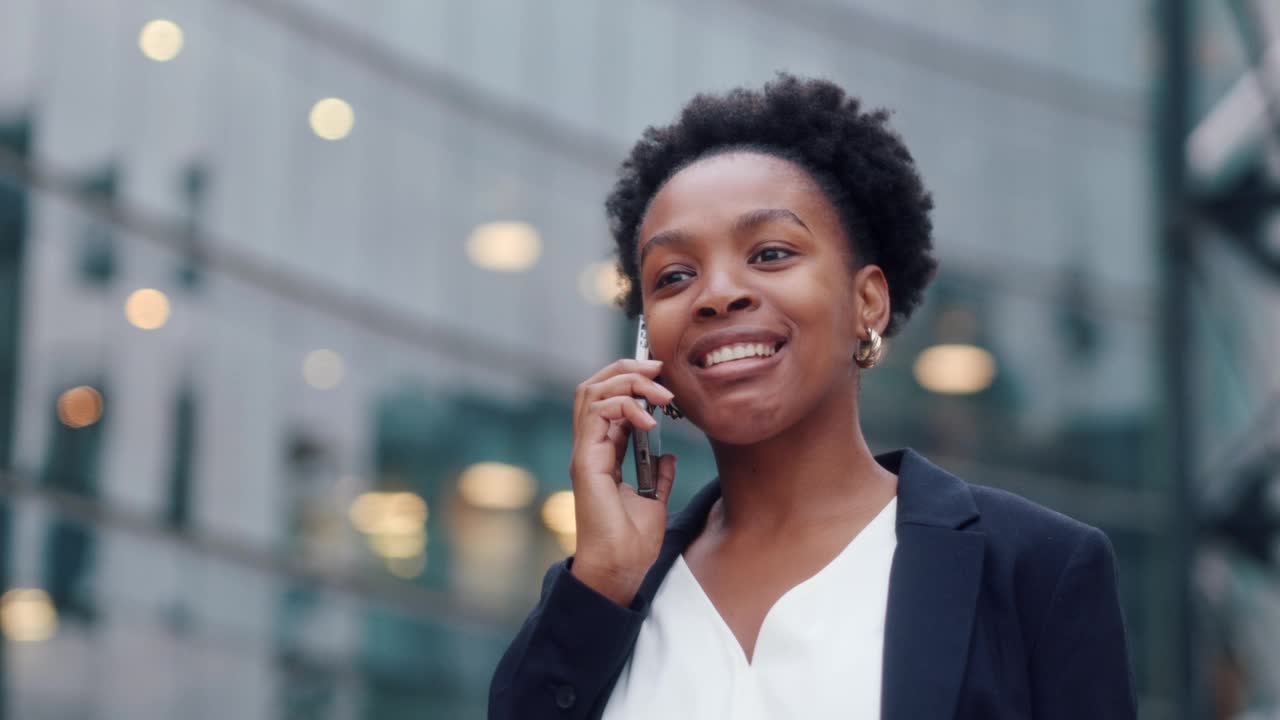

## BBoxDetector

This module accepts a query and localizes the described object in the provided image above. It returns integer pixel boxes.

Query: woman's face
[637,151,885,445]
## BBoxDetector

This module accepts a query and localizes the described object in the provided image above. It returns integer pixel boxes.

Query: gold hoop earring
[855,327,884,369]
[662,401,684,420]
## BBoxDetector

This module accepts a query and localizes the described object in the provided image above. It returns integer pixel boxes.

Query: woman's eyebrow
[638,208,809,266]
[638,229,692,266]
[732,207,811,235]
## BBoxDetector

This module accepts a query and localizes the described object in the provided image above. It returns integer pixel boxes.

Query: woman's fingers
[567,359,676,606]
[585,396,655,442]
[580,358,663,387]
[654,453,677,503]
[570,398,652,492]
[578,373,673,418]
[574,359,663,417]
[606,417,632,461]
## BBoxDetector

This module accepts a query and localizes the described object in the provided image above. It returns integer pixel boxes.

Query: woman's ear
[851,264,891,337]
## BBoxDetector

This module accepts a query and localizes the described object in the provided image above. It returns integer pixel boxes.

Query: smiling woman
[488,75,1137,720]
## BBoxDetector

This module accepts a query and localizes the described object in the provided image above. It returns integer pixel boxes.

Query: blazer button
[555,684,576,709]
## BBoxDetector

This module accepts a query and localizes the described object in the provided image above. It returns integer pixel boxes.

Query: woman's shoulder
[960,478,1118,592]
[966,481,1100,540]
[894,448,1106,554]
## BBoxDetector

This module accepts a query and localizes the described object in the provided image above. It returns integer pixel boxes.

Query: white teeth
[702,342,779,367]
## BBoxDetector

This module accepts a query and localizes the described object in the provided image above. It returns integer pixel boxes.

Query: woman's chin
[692,408,790,447]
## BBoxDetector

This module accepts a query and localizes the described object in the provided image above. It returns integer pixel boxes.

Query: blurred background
[0,0,1275,718]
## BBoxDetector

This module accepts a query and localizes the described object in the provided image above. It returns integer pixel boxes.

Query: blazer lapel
[879,449,985,720]
[634,479,722,606]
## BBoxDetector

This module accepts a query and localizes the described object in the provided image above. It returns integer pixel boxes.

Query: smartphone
[631,317,660,499]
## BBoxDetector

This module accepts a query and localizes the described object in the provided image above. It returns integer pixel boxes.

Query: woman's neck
[706,385,897,539]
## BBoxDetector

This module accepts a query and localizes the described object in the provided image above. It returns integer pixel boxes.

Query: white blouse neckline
[672,496,898,668]
[602,495,899,720]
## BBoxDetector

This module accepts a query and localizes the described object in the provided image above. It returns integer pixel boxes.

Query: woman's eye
[751,247,794,264]
[654,270,692,289]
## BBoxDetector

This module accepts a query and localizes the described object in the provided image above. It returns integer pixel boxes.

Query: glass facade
[0,1,1242,718]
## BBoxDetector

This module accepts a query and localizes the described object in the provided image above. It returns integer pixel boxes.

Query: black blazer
[489,448,1137,719]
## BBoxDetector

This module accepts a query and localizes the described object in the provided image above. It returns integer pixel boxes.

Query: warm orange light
[578,262,628,305]
[458,462,536,510]
[348,491,428,535]
[913,344,997,395]
[0,588,57,642]
[541,491,575,534]
[466,222,541,272]
[125,288,170,330]
[57,386,103,428]
[368,529,426,560]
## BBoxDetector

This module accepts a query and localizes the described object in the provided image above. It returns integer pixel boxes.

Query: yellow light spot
[309,98,355,140]
[578,262,629,305]
[466,221,541,272]
[348,491,428,535]
[555,531,576,554]
[386,554,427,579]
[913,344,997,395]
[125,288,170,330]
[303,349,345,390]
[458,462,536,510]
[0,588,58,642]
[368,529,426,559]
[138,19,184,62]
[541,491,575,535]
[57,386,103,428]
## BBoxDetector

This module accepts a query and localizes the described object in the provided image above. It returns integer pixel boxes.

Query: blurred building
[0,1,1249,718]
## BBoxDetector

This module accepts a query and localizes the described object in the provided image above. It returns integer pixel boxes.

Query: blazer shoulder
[961,481,1123,662]
[967,481,1101,551]
[962,479,1105,573]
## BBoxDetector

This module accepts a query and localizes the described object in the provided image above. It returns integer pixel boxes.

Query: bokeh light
[578,261,629,305]
[0,588,58,642]
[458,462,536,510]
[541,491,575,535]
[349,491,429,567]
[913,344,997,395]
[138,19,184,62]
[303,349,345,390]
[465,221,541,272]
[309,97,355,140]
[348,491,428,535]
[368,530,427,560]
[57,386,103,428]
[125,288,171,330]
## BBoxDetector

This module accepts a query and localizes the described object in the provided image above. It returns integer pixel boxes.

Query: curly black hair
[605,74,937,337]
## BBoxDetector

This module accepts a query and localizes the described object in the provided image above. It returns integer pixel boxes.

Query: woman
[489,75,1136,719]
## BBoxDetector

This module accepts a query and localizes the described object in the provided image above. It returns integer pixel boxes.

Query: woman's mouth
[698,341,786,368]
[690,340,788,382]
[685,328,790,381]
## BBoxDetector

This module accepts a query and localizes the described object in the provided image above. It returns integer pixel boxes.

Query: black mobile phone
[631,317,660,499]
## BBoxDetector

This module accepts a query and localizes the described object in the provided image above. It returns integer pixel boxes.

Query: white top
[602,497,899,720]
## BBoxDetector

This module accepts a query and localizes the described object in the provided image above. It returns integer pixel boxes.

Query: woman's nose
[694,269,758,319]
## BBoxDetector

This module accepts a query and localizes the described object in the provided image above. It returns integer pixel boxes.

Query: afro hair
[605,74,938,337]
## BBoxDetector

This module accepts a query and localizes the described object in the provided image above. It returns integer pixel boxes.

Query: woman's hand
[568,358,678,607]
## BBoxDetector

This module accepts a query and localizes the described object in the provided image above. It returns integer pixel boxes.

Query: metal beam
[1155,1,1199,717]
